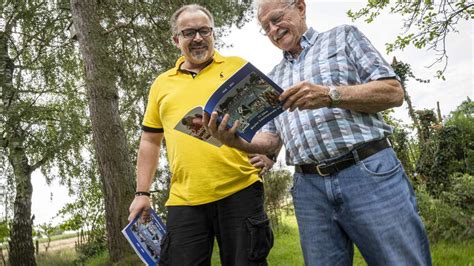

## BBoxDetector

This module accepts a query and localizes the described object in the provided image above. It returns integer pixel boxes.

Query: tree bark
[69,0,135,261]
[8,139,35,266]
[1,32,36,266]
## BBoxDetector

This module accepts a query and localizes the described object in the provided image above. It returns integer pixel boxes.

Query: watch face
[329,87,341,101]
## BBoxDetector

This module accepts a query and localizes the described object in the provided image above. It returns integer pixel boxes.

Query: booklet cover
[175,62,284,145]
[122,208,166,266]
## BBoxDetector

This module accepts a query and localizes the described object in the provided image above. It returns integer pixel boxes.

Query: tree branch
[103,13,139,35]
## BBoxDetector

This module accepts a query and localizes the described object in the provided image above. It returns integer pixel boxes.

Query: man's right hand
[128,195,151,222]
[202,111,244,148]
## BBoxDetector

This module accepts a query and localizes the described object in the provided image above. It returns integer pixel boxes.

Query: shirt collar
[169,50,225,76]
[283,27,318,61]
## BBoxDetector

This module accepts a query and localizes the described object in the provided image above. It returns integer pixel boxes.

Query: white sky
[30,0,473,225]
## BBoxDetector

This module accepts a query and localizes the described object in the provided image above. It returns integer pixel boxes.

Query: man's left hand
[248,154,274,176]
[279,81,331,111]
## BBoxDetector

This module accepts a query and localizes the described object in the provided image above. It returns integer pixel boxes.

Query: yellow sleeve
[142,78,162,131]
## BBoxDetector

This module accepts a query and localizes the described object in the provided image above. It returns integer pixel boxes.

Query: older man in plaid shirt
[205,0,432,265]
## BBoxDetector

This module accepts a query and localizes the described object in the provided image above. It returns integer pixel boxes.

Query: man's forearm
[136,148,159,192]
[336,79,404,113]
[135,133,163,192]
[228,132,281,155]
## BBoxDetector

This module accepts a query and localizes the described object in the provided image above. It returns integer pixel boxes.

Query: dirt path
[0,236,79,260]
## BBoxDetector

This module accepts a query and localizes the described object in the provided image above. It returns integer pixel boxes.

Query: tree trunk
[402,86,421,135]
[70,0,135,261]
[1,32,36,266]
[8,142,35,266]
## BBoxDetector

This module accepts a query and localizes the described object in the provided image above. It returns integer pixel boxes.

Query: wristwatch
[328,85,341,107]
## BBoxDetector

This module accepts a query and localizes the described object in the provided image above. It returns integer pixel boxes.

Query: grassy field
[211,215,364,266]
[37,249,78,266]
[35,215,474,265]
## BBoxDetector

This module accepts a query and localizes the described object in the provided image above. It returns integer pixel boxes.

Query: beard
[191,49,208,61]
[188,42,211,63]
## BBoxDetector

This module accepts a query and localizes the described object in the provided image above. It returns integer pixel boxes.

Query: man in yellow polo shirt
[128,4,273,266]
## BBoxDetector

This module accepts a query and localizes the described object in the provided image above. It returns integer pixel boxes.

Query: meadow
[37,215,474,266]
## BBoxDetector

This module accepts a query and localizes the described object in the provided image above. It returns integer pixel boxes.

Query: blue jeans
[291,147,432,265]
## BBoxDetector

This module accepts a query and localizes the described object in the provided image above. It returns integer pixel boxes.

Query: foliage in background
[263,167,292,231]
[1,1,89,264]
[348,0,473,79]
[387,60,473,243]
[444,98,474,174]
[57,156,107,263]
[0,220,8,241]
[150,145,171,222]
[417,173,473,242]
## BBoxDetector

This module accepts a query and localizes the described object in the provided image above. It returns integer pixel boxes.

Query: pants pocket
[246,215,274,262]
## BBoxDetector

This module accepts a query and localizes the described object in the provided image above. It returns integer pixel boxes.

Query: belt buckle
[316,163,330,176]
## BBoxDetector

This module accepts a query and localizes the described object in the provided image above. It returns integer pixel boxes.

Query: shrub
[263,169,292,231]
[416,173,474,242]
[74,229,107,264]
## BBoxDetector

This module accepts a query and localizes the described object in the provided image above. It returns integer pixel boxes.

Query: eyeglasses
[259,1,296,36]
[179,27,213,39]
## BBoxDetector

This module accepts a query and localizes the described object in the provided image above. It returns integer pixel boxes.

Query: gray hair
[254,0,294,10]
[170,4,215,35]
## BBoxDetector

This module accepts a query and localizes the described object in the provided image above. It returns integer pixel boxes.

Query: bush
[263,169,292,231]
[75,229,107,264]
[416,173,474,242]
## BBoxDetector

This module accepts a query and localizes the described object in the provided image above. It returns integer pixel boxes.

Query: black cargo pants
[159,181,273,266]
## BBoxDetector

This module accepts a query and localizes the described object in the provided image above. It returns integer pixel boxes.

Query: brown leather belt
[295,138,391,176]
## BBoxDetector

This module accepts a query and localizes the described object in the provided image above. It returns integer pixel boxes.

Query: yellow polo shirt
[142,51,261,206]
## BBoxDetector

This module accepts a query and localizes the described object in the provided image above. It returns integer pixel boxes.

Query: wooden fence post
[35,240,39,255]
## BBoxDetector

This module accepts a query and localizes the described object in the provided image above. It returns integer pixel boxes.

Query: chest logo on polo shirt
[220,72,224,78]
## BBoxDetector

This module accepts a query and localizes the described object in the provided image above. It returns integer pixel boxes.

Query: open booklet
[174,62,284,146]
[122,208,166,265]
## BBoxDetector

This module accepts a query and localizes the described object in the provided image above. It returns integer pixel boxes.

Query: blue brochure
[122,208,166,266]
[203,62,284,142]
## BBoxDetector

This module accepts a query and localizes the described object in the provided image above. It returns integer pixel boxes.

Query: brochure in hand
[174,106,223,147]
[175,62,284,146]
[122,208,166,266]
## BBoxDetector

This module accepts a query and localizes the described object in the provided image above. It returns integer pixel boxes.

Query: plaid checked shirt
[261,25,398,165]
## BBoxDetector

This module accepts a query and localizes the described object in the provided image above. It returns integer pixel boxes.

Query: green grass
[210,215,306,265]
[211,215,366,266]
[84,251,142,266]
[32,216,474,265]
[431,241,474,266]
[37,249,77,266]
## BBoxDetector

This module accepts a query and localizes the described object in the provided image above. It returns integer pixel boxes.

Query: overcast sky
[30,0,473,225]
